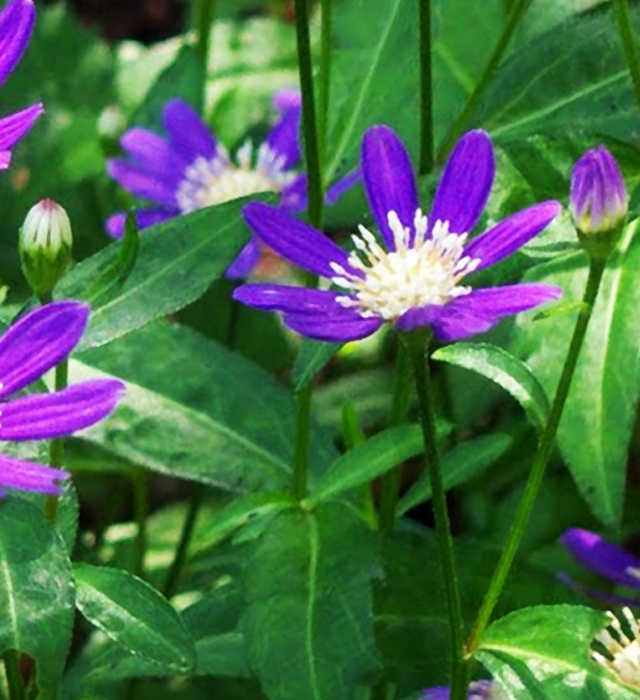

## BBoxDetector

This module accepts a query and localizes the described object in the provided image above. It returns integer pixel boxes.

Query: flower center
[176,143,297,213]
[592,607,640,689]
[330,209,480,320]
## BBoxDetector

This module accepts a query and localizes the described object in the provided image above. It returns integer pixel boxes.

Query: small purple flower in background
[233,125,562,343]
[561,528,640,606]
[0,301,124,496]
[422,680,507,700]
[570,146,628,237]
[0,0,44,169]
[106,91,355,278]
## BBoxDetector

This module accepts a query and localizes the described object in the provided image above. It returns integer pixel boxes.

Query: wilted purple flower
[0,0,44,169]
[422,681,506,700]
[233,125,562,343]
[0,301,124,496]
[570,146,627,236]
[106,92,355,278]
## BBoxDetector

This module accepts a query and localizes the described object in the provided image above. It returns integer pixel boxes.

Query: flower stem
[342,401,377,528]
[419,0,433,175]
[3,651,25,700]
[192,0,217,67]
[131,469,149,579]
[435,0,532,164]
[612,0,640,110]
[45,358,68,524]
[378,342,413,531]
[465,256,606,656]
[317,0,333,167]
[405,332,465,695]
[292,383,313,499]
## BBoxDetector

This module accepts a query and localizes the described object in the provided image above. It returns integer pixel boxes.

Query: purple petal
[233,284,353,313]
[243,202,362,279]
[120,127,189,181]
[0,103,43,150]
[561,528,640,589]
[463,201,562,272]
[107,159,178,208]
[161,99,218,162]
[396,302,495,339]
[421,688,450,700]
[0,0,35,90]
[265,100,301,170]
[280,174,308,213]
[0,150,10,169]
[106,208,176,239]
[283,311,383,342]
[0,379,125,441]
[326,169,361,205]
[0,454,68,496]
[429,130,495,235]
[361,125,419,250]
[0,301,89,399]
[420,682,498,700]
[226,239,261,279]
[558,571,640,608]
[272,88,301,114]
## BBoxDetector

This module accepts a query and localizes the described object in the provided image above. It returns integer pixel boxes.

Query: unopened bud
[570,146,628,244]
[20,199,73,299]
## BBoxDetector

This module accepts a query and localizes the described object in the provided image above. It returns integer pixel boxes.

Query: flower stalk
[612,0,640,113]
[192,0,217,68]
[419,0,434,174]
[45,356,68,523]
[317,0,333,167]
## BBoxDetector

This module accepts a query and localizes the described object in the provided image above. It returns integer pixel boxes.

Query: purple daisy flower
[232,125,563,343]
[106,91,356,278]
[422,681,506,700]
[0,301,125,496]
[0,0,44,169]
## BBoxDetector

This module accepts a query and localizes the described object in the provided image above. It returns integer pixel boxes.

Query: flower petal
[243,202,361,279]
[0,379,125,441]
[120,127,189,181]
[326,169,361,205]
[463,201,562,272]
[420,688,450,700]
[0,453,68,496]
[161,99,218,162]
[361,125,419,250]
[396,302,495,339]
[429,130,495,235]
[265,100,301,170]
[0,301,89,399]
[558,571,640,608]
[561,528,640,589]
[226,239,261,279]
[0,0,35,90]
[233,284,351,313]
[106,208,176,238]
[272,88,301,114]
[280,173,308,213]
[283,310,383,342]
[0,102,43,150]
[107,159,178,208]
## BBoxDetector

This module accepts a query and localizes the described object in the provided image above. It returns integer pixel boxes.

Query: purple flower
[0,0,44,169]
[106,91,355,278]
[0,301,125,496]
[422,681,506,700]
[570,146,627,236]
[233,125,563,343]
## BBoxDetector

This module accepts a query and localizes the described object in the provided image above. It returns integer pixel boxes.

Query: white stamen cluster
[330,209,480,320]
[592,607,640,689]
[175,142,298,213]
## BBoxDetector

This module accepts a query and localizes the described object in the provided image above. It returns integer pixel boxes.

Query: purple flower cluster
[233,126,562,342]
[422,680,506,700]
[0,302,124,496]
[0,0,44,169]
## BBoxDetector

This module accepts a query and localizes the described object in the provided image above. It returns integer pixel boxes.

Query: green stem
[131,470,149,579]
[3,651,24,700]
[192,0,217,67]
[418,0,433,174]
[436,0,532,163]
[342,402,376,528]
[405,332,465,696]
[162,485,204,598]
[45,358,68,523]
[317,0,333,167]
[612,0,640,110]
[466,256,606,655]
[292,383,313,499]
[378,342,413,531]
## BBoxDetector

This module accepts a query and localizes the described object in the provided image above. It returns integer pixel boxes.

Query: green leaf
[73,563,196,671]
[477,605,639,700]
[293,339,342,391]
[513,219,640,528]
[57,198,257,351]
[242,503,378,700]
[0,497,74,699]
[433,342,550,432]
[74,321,337,490]
[398,433,513,515]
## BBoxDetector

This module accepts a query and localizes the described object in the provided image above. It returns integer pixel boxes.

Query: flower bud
[570,146,628,239]
[20,199,73,299]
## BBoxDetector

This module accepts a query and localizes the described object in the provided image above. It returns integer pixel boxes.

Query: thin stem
[192,0,217,67]
[292,383,313,499]
[317,0,333,167]
[405,333,465,696]
[378,342,413,531]
[342,402,377,528]
[418,0,433,174]
[3,651,25,700]
[436,0,532,163]
[612,0,640,110]
[162,486,204,598]
[131,470,149,579]
[45,358,68,523]
[466,256,606,654]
